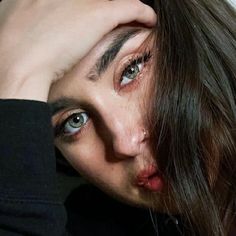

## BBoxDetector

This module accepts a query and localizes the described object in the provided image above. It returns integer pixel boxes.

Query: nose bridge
[98,99,146,158]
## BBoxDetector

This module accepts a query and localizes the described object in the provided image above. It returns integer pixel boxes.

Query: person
[0,0,235,236]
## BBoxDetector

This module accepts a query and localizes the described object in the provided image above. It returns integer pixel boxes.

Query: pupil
[73,116,81,124]
[69,114,84,128]
[127,65,139,79]
[128,66,136,74]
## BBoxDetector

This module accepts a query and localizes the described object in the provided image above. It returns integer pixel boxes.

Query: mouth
[135,165,164,192]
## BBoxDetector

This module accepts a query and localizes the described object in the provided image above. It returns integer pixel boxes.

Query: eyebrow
[49,97,79,116]
[88,28,141,80]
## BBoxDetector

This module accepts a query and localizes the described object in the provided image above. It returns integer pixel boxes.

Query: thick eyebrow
[88,28,141,80]
[49,97,79,116]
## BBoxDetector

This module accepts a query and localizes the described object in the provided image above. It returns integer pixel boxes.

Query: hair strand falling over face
[146,0,236,235]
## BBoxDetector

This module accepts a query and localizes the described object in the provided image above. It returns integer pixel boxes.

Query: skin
[49,27,167,210]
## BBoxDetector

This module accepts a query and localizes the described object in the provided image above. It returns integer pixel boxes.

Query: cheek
[59,137,106,180]
[56,130,129,193]
[56,124,122,191]
[59,140,126,195]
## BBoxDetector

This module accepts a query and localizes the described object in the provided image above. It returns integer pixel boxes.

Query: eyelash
[54,50,152,142]
[115,50,152,91]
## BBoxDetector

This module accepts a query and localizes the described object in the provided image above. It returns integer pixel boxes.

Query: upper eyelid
[123,54,147,72]
[118,51,151,78]
[116,53,143,74]
[52,108,85,127]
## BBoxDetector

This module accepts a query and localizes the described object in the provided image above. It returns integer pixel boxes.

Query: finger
[107,0,157,27]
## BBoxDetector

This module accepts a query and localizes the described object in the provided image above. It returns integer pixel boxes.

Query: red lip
[135,165,163,192]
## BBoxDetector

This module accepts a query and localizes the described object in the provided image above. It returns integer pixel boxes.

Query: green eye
[121,62,143,86]
[63,112,89,135]
[120,51,152,87]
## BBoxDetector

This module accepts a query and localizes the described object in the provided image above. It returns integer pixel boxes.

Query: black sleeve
[0,100,67,236]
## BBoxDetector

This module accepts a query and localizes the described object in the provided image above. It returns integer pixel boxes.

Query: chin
[107,187,167,212]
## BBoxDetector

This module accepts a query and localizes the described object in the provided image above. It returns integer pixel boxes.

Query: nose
[112,127,148,159]
[91,94,148,160]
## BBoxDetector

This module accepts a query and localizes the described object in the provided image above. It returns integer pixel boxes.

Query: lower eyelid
[52,109,82,126]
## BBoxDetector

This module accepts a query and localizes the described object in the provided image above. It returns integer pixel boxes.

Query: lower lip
[142,174,164,192]
[136,167,164,192]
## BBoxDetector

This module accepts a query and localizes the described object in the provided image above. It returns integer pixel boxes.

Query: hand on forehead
[0,0,156,101]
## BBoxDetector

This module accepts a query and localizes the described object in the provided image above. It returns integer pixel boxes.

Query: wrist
[0,69,51,102]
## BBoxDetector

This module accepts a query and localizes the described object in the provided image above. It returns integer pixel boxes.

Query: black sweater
[0,100,182,236]
[0,100,67,235]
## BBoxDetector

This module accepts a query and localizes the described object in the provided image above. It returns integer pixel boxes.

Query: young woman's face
[49,27,167,210]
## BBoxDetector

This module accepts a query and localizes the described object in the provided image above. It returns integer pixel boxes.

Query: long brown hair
[148,0,236,235]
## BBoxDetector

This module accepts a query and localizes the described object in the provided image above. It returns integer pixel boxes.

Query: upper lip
[135,164,159,186]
